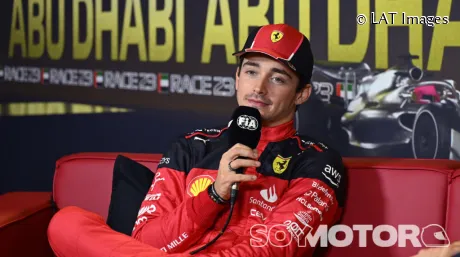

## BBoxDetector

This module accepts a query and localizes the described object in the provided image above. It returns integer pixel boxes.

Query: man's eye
[245,70,256,76]
[272,77,285,84]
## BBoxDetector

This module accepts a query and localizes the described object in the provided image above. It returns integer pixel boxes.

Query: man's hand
[214,143,260,200]
[412,241,460,257]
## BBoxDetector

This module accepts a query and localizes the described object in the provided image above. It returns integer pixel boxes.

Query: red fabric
[447,170,460,241]
[51,153,460,257]
[324,161,451,257]
[128,121,345,257]
[47,206,188,257]
[51,121,346,257]
[130,167,227,253]
[0,192,54,257]
[251,24,304,60]
[54,152,162,220]
[131,170,340,256]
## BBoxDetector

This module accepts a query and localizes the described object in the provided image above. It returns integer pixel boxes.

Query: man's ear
[295,83,312,105]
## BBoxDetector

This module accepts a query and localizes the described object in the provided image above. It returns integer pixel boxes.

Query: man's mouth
[247,99,269,107]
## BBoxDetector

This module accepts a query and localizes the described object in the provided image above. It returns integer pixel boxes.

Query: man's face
[235,53,311,127]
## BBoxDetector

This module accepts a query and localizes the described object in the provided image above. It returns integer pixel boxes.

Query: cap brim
[232,47,287,60]
[233,48,296,71]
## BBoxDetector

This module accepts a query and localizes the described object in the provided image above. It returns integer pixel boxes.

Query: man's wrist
[207,183,229,205]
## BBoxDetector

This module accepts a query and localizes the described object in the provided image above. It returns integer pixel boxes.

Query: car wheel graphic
[412,105,450,159]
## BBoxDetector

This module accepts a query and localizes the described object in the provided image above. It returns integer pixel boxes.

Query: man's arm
[131,137,227,254]
[194,149,347,257]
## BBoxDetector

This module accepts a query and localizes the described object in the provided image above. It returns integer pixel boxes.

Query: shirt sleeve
[131,137,227,254]
[193,149,347,257]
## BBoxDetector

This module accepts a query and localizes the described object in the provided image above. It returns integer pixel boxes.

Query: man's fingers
[234,174,257,182]
[449,244,460,256]
[231,148,258,160]
[229,159,260,171]
[411,241,460,257]
[226,144,258,160]
[445,241,460,256]
[233,143,252,150]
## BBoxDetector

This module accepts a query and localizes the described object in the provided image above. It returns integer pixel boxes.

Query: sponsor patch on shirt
[272,155,292,174]
[187,175,215,197]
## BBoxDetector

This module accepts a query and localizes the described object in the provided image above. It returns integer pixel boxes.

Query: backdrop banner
[2,0,460,161]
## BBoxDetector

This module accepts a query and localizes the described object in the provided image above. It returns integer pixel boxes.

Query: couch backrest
[53,153,162,220]
[324,158,459,257]
[448,170,460,240]
[53,153,460,257]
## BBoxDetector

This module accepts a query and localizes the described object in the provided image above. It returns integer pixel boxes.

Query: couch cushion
[106,155,155,236]
[53,154,460,257]
[324,158,457,257]
[0,192,55,257]
[447,169,460,242]
[53,152,162,220]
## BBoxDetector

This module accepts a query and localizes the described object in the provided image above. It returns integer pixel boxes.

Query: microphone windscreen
[228,106,262,149]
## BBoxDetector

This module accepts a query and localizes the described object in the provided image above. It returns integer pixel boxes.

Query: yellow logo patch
[273,155,291,174]
[271,30,284,43]
[187,175,215,197]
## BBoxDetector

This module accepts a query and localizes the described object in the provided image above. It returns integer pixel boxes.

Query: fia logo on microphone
[237,115,259,130]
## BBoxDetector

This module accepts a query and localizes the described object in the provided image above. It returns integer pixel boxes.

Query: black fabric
[106,155,155,236]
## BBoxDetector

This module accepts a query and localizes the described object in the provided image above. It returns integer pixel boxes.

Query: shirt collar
[226,119,297,142]
[260,120,297,142]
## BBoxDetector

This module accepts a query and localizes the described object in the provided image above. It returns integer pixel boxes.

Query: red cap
[233,24,314,83]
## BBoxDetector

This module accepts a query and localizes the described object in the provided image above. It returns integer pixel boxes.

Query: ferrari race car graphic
[309,55,460,160]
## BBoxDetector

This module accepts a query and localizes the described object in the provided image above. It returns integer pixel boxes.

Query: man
[47,24,347,257]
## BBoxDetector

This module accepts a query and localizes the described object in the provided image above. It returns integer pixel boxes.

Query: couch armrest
[0,192,55,257]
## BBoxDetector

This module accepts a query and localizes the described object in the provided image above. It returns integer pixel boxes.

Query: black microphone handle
[230,166,243,196]
[230,156,251,201]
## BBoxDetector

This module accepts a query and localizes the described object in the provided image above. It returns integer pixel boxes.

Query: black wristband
[207,183,229,205]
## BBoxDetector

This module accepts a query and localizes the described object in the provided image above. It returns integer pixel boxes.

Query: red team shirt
[131,120,347,257]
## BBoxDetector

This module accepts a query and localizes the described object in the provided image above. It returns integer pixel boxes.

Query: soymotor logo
[250,223,450,248]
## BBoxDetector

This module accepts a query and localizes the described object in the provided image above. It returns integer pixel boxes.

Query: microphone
[188,106,261,255]
[227,106,262,202]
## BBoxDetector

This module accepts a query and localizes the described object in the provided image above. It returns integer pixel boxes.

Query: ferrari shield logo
[271,30,283,43]
[273,155,291,174]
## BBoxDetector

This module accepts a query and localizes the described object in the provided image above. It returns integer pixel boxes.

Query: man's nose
[253,79,267,94]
